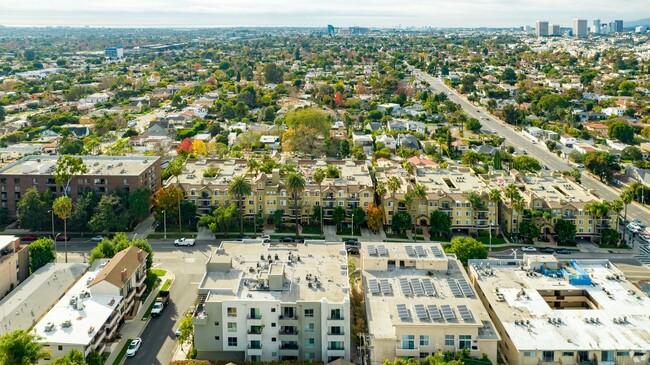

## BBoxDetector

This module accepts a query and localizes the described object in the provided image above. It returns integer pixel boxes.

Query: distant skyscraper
[592,19,601,34]
[614,20,624,32]
[551,24,561,36]
[573,19,588,38]
[535,21,549,37]
[105,44,124,59]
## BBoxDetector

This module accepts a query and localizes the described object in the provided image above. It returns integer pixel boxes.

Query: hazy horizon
[0,0,648,28]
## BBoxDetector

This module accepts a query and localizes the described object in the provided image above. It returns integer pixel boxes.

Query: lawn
[429,236,450,242]
[161,279,172,291]
[150,269,167,277]
[111,339,133,365]
[301,225,322,234]
[385,233,408,239]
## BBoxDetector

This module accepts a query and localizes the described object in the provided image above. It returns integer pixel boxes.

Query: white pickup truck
[174,238,195,246]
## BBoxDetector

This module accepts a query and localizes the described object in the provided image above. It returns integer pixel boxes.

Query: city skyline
[0,0,648,28]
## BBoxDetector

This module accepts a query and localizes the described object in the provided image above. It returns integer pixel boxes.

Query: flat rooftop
[0,263,88,333]
[0,155,159,176]
[33,265,123,346]
[416,166,487,196]
[198,240,349,304]
[0,235,19,252]
[517,174,595,204]
[470,255,650,351]
[363,242,499,341]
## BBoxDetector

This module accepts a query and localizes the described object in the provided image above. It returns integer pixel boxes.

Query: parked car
[126,338,142,357]
[56,235,69,241]
[346,246,360,255]
[640,235,650,243]
[90,235,104,242]
[174,238,195,246]
[539,247,555,253]
[555,249,571,255]
[635,219,645,228]
[344,238,359,246]
[175,328,182,338]
[258,235,271,243]
[575,163,584,168]
[627,223,641,233]
[151,291,169,318]
[21,235,37,242]
[521,246,537,252]
[281,237,295,243]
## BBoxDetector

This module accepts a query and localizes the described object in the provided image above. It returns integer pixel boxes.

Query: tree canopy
[446,236,487,265]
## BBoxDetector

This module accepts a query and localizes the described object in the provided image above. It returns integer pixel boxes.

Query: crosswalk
[634,244,650,265]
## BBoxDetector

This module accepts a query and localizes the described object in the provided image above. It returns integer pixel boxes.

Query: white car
[258,235,271,243]
[627,224,641,233]
[126,337,142,357]
[521,246,537,252]
[174,238,195,246]
[90,235,104,242]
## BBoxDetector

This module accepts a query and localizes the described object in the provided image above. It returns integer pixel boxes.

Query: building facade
[192,240,351,362]
[535,21,549,37]
[573,19,588,38]
[0,236,29,300]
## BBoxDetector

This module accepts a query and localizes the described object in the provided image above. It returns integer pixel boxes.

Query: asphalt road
[413,70,650,226]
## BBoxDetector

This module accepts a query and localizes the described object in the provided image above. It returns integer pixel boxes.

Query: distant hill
[625,18,650,27]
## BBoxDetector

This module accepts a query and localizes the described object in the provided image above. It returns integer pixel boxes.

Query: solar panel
[368,279,380,294]
[458,278,475,298]
[377,245,388,256]
[415,246,427,257]
[397,304,411,320]
[427,305,443,321]
[368,245,377,255]
[405,246,416,257]
[458,305,475,323]
[411,278,425,296]
[431,245,444,258]
[441,304,457,322]
[422,278,436,296]
[399,278,412,296]
[380,279,392,295]
[414,304,429,320]
[448,278,464,298]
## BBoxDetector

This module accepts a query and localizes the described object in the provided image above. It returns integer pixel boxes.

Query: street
[413,70,650,226]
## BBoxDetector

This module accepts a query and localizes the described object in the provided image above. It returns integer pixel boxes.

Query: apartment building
[376,162,494,234]
[0,235,29,301]
[469,255,650,365]
[0,155,161,217]
[179,158,374,225]
[192,240,351,362]
[362,242,499,364]
[482,171,616,240]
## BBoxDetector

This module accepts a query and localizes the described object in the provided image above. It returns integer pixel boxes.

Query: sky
[0,0,647,28]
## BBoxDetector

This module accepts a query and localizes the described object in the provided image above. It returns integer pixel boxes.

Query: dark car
[21,235,38,242]
[55,235,69,241]
[539,247,555,253]
[555,249,571,255]
[346,246,360,255]
[344,239,359,246]
[281,237,295,243]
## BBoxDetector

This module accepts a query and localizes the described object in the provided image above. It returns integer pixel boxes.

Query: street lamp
[162,210,167,239]
[47,210,54,239]
[54,233,61,262]
[351,212,354,236]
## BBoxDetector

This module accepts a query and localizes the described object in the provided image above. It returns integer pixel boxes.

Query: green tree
[621,146,643,161]
[89,233,154,269]
[350,207,366,229]
[52,196,72,263]
[53,349,86,365]
[429,210,452,239]
[28,238,55,273]
[501,104,523,125]
[151,185,183,224]
[17,187,50,231]
[585,201,611,244]
[447,236,488,265]
[493,150,502,170]
[584,151,619,182]
[198,203,238,236]
[620,189,634,243]
[53,155,88,197]
[333,206,347,230]
[128,188,153,223]
[465,118,482,132]
[228,175,252,238]
[511,155,542,172]
[519,220,540,244]
[0,106,5,122]
[286,172,306,238]
[283,108,330,135]
[88,195,128,233]
[608,121,635,144]
[601,228,620,246]
[554,219,577,245]
[0,330,49,365]
[263,63,284,84]
[488,188,502,236]
[176,315,194,356]
[391,211,412,234]
[68,192,97,233]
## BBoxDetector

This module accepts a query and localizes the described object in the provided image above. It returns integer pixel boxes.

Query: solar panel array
[458,305,475,323]
[411,278,425,296]
[368,245,377,255]
[377,245,388,256]
[441,305,457,322]
[448,278,464,298]
[414,304,429,320]
[431,245,445,258]
[399,278,412,296]
[415,246,428,257]
[422,278,437,296]
[380,279,393,295]
[405,245,416,257]
[458,278,476,298]
[368,279,380,295]
[428,305,443,321]
[397,304,411,320]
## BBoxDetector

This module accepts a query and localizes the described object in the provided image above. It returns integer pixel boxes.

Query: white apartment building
[362,242,499,364]
[469,255,650,365]
[192,240,351,362]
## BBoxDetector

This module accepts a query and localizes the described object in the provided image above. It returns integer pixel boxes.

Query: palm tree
[246,158,260,178]
[504,183,518,204]
[488,188,502,237]
[402,161,416,175]
[585,201,611,245]
[325,165,341,179]
[464,190,486,236]
[228,175,252,238]
[0,330,50,365]
[610,199,624,234]
[52,196,72,263]
[312,168,326,236]
[620,189,633,244]
[412,184,427,239]
[286,172,306,238]
[511,196,526,237]
[387,176,402,216]
[375,183,387,205]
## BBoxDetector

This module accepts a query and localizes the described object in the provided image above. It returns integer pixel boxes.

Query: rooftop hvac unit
[44,322,55,332]
[61,320,72,328]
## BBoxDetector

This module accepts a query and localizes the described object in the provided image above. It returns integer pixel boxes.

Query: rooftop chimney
[137,249,143,261]
[121,268,128,282]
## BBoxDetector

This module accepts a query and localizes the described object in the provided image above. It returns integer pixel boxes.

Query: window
[401,335,415,350]
[271,337,276,342]
[444,335,454,346]
[330,309,342,319]
[523,351,536,357]
[227,337,237,347]
[304,309,314,317]
[602,351,614,362]
[271,323,276,327]
[214,336,220,340]
[58,345,63,351]
[227,307,237,317]
[330,326,342,335]
[542,351,554,362]
[616,352,629,357]
[458,335,471,349]
[420,353,429,359]
[562,352,574,357]
[227,322,237,332]
[338,201,344,206]
[271,308,276,312]
[306,338,315,349]
[329,341,344,350]
[419,335,429,347]
[305,323,315,332]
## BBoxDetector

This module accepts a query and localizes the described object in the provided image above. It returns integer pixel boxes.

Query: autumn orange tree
[151,185,184,225]
[366,203,384,233]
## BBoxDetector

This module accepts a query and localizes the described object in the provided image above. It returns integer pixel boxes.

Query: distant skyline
[0,0,647,28]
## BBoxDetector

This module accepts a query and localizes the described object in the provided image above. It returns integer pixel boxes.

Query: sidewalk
[103,270,175,365]
[361,227,385,242]
[130,214,156,239]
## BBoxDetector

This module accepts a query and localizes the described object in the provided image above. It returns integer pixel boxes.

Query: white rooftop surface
[0,263,88,333]
[517,174,595,203]
[0,155,158,176]
[33,268,123,346]
[199,241,349,303]
[0,235,19,251]
[416,166,487,195]
[470,257,650,351]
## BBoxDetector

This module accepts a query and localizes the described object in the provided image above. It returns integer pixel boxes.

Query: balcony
[248,343,263,350]
[279,314,298,321]
[328,330,345,336]
[327,316,344,321]
[328,348,346,358]
[395,346,420,357]
[441,205,452,211]
[247,344,263,356]
[248,327,263,335]
[247,313,262,320]
[563,214,576,220]
[280,343,299,350]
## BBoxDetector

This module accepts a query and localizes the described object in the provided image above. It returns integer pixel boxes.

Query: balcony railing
[280,343,299,350]
[248,343,263,350]
[328,315,344,320]
[279,314,298,320]
[280,328,299,335]
[247,314,262,320]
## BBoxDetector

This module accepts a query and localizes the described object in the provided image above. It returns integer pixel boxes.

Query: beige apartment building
[0,235,29,299]
[178,158,374,226]
[362,241,499,364]
[469,255,650,365]
[0,155,161,217]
